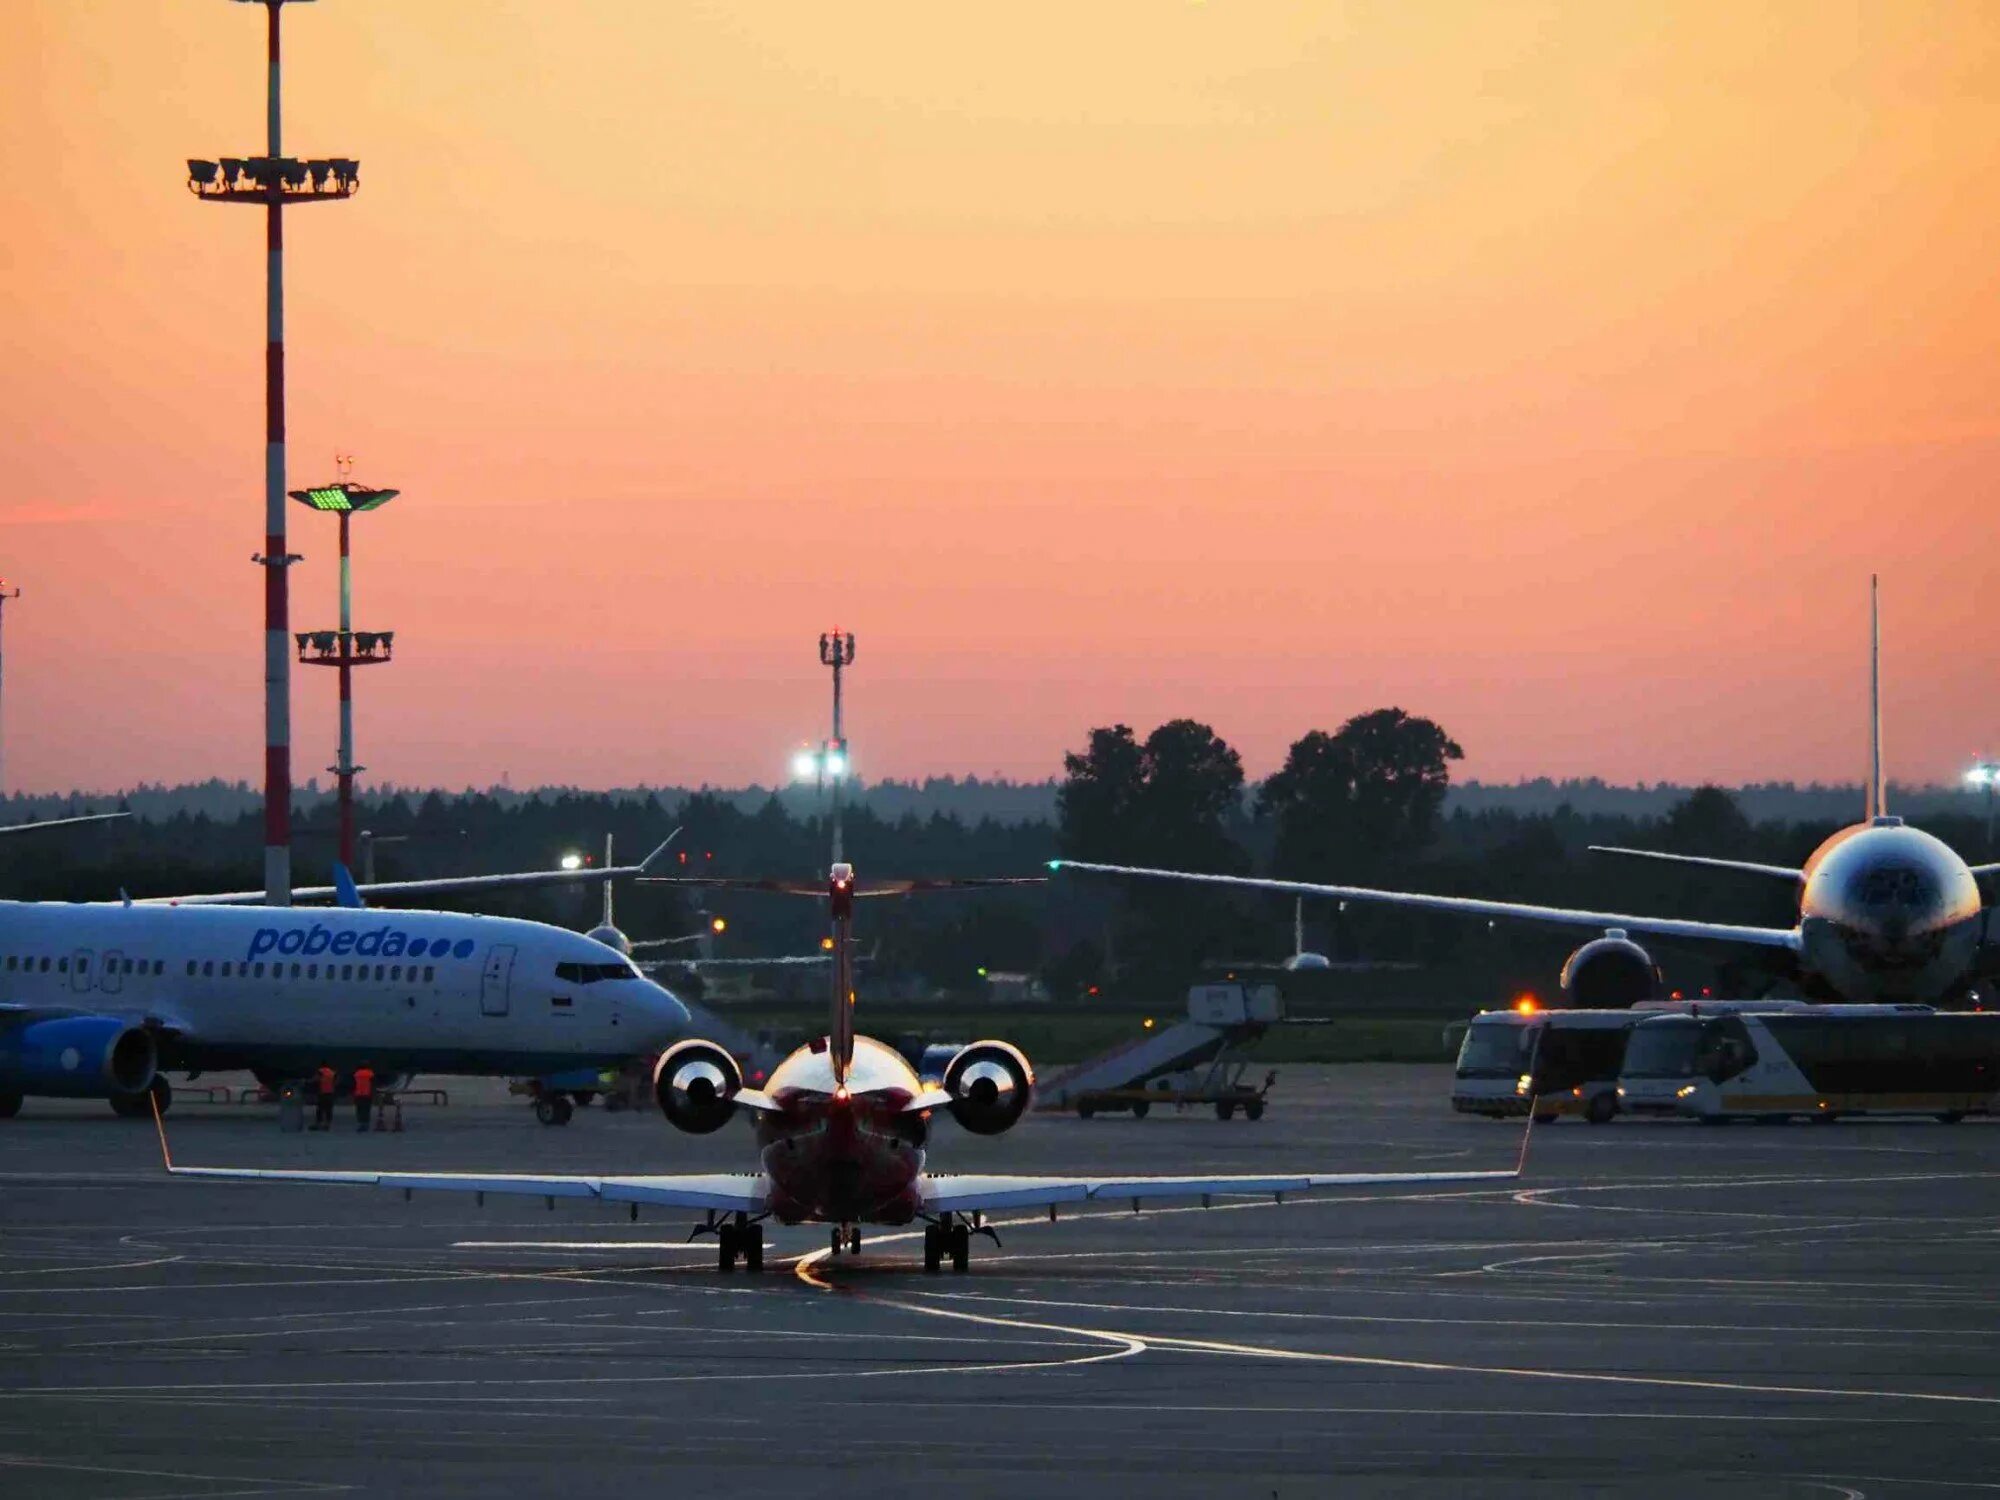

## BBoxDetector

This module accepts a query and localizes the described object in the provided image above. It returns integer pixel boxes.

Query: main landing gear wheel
[949,1222,971,1274]
[111,1077,171,1121]
[718,1222,763,1272]
[0,1090,21,1120]
[534,1095,574,1127]
[923,1224,943,1274]
[847,1226,861,1256]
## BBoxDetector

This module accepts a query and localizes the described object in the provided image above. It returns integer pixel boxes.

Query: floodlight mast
[187,0,360,906]
[290,477,398,872]
[818,630,855,863]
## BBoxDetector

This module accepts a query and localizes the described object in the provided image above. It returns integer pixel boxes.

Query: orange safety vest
[353,1068,375,1099]
[317,1066,336,1096]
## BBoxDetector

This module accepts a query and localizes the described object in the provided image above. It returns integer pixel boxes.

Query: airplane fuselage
[754,1035,929,1225]
[0,901,688,1082]
[1795,820,1986,1003]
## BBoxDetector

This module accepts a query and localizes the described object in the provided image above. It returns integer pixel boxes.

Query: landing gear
[848,1225,862,1256]
[534,1094,574,1127]
[717,1218,764,1272]
[827,1224,862,1257]
[923,1219,975,1274]
[111,1077,171,1120]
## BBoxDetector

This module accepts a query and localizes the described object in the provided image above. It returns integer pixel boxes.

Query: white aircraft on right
[1056,581,1997,1009]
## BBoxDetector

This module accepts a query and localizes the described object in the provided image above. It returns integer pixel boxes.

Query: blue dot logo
[452,939,475,959]
[430,938,452,958]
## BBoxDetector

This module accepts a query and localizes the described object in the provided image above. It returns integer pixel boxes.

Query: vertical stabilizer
[827,863,857,1085]
[602,834,616,930]
[1868,575,1885,820]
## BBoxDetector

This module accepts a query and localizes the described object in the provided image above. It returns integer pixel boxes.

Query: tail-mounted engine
[1559,930,1661,1008]
[942,1040,1033,1135]
[652,1040,744,1134]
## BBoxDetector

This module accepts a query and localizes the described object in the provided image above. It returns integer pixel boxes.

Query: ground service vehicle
[1618,1005,2000,1122]
[1453,1009,1639,1123]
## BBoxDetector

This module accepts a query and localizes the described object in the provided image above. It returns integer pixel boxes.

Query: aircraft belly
[758,1116,924,1225]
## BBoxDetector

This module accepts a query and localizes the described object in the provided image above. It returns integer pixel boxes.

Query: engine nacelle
[1560,930,1661,1008]
[942,1040,1033,1135]
[652,1040,743,1134]
[0,1016,156,1098]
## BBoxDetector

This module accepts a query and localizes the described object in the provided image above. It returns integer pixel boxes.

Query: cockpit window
[555,960,640,984]
[1852,864,1935,907]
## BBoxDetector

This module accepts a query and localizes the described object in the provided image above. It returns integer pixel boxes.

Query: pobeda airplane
[1056,581,1998,1009]
[158,861,1527,1272]
[0,841,691,1119]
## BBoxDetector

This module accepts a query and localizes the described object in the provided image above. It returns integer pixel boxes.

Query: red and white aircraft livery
[159,862,1528,1274]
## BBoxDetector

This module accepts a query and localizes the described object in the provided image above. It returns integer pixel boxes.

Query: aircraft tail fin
[1868,574,1885,821]
[602,834,615,930]
[331,863,366,910]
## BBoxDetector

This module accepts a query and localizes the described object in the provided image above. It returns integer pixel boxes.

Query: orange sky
[4,2,1998,794]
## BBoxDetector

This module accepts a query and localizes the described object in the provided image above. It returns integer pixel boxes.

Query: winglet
[638,829,683,874]
[150,1089,174,1174]
[1868,574,1885,821]
[331,863,366,910]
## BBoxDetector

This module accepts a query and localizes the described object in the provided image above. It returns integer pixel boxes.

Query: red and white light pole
[291,475,399,872]
[187,0,361,905]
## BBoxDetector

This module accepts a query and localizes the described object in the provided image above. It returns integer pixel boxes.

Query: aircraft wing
[162,1162,771,1214]
[0,812,129,836]
[1587,846,1803,881]
[140,835,681,907]
[920,1164,1522,1215]
[1970,863,1999,883]
[1052,860,1803,954]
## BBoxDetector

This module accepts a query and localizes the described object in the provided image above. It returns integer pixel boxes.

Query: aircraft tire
[847,1226,861,1256]
[923,1225,943,1274]
[743,1226,763,1272]
[717,1225,739,1272]
[0,1090,21,1120]
[949,1223,970,1274]
[1131,1101,1150,1120]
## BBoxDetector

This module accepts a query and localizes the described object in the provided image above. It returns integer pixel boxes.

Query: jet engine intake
[653,1040,743,1134]
[1560,931,1661,1008]
[0,1016,157,1098]
[942,1040,1033,1135]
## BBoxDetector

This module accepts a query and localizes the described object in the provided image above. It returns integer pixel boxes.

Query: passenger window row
[181,959,438,984]
[4,955,166,976]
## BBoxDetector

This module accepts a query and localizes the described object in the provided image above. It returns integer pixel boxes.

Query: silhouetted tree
[1660,785,1755,855]
[1258,708,1463,879]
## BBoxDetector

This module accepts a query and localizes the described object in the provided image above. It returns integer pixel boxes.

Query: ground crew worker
[313,1063,336,1131]
[353,1064,375,1132]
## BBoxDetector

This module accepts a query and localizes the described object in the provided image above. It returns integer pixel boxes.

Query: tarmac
[1,1064,1997,1498]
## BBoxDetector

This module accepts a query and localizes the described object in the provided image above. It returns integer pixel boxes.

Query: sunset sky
[5,2,1997,794]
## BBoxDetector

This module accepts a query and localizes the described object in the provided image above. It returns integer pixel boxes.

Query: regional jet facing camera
[1057,581,1996,1009]
[0,844,691,1119]
[156,861,1527,1272]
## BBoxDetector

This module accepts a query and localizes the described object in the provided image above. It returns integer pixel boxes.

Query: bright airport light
[790,748,820,782]
[823,750,848,779]
[1966,763,1996,788]
[559,852,584,871]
